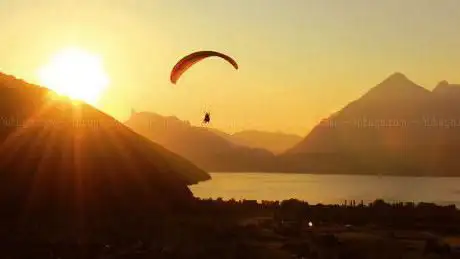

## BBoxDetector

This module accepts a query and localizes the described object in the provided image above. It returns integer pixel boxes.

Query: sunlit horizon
[1,1,460,135]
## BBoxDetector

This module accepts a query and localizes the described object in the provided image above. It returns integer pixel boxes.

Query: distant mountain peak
[433,80,460,96]
[361,72,430,101]
[379,72,413,86]
[387,72,408,80]
[437,80,449,87]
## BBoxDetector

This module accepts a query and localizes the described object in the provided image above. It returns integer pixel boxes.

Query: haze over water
[191,173,460,207]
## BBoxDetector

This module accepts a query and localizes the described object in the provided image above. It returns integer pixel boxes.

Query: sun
[38,47,109,105]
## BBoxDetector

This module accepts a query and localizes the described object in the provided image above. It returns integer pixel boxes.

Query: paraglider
[170,50,238,125]
[170,50,238,84]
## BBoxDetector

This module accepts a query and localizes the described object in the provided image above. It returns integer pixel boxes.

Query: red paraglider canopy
[170,50,238,84]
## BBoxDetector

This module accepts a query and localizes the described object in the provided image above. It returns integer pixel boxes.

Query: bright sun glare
[38,47,109,105]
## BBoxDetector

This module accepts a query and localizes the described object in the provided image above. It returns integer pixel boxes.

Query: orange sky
[1,1,460,135]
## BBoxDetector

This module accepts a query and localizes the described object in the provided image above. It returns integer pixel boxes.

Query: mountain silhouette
[125,112,275,172]
[0,72,210,231]
[281,72,460,176]
[210,129,302,154]
[123,72,460,176]
[433,80,460,99]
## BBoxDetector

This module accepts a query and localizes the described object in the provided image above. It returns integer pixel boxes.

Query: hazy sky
[1,0,460,135]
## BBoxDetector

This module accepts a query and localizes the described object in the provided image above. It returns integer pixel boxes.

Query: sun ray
[21,125,58,221]
[97,122,151,192]
[0,97,57,164]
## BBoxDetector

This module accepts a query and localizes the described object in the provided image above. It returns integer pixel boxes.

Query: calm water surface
[190,173,460,207]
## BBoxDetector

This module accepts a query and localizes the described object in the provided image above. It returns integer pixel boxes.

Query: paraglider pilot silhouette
[170,50,238,124]
[203,112,211,124]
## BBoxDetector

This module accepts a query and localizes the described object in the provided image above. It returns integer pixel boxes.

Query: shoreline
[193,197,460,209]
[208,171,460,178]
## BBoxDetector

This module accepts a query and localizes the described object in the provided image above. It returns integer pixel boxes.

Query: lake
[190,173,460,207]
